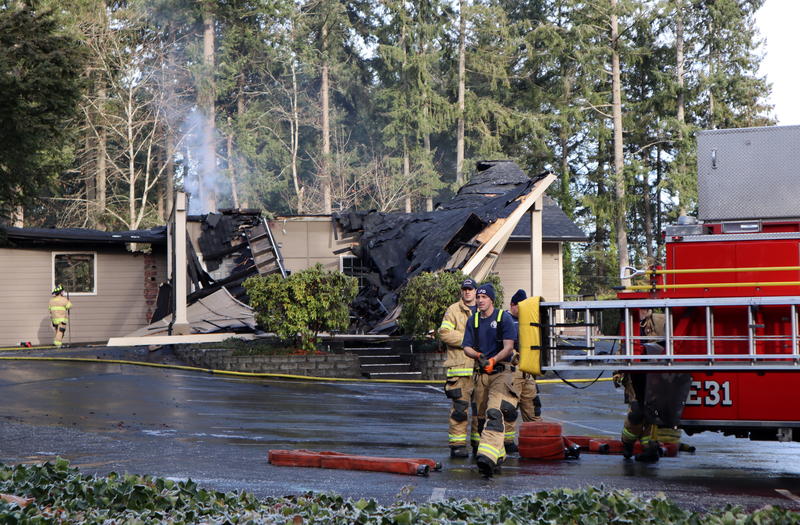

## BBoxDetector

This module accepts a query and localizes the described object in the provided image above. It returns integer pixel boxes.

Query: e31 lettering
[685,380,733,407]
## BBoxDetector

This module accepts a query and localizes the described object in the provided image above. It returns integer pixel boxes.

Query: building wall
[0,246,166,346]
[491,241,563,307]
[270,217,354,274]
[271,217,564,307]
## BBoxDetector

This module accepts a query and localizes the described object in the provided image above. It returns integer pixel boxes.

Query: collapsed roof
[1,225,167,246]
[1,160,569,337]
[333,160,555,330]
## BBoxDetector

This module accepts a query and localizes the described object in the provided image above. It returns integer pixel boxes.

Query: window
[53,253,97,295]
[340,255,368,292]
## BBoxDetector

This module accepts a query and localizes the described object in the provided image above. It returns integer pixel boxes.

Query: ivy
[0,460,798,524]
[244,264,358,352]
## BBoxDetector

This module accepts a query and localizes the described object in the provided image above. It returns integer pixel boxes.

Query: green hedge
[1,459,798,524]
[398,271,504,340]
[244,264,357,352]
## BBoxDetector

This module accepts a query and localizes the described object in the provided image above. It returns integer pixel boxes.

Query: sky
[755,0,800,126]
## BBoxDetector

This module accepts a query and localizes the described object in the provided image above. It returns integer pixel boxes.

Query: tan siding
[0,247,156,346]
[271,218,353,274]
[494,242,562,307]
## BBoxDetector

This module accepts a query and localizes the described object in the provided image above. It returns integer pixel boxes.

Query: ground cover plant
[1,459,798,524]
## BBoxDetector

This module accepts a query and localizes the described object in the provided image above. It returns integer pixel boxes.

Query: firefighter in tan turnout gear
[462,282,518,477]
[438,278,478,458]
[48,284,72,347]
[617,308,665,462]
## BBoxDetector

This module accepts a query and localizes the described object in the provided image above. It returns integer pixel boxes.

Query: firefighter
[438,278,478,458]
[617,308,665,462]
[462,282,518,477]
[504,289,543,454]
[48,284,72,348]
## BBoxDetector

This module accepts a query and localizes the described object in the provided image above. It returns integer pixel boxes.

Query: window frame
[339,255,368,292]
[52,251,98,296]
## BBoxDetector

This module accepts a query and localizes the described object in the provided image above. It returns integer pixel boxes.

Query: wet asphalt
[0,346,799,513]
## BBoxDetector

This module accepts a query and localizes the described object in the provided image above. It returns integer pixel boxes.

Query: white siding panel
[0,247,155,346]
[494,242,562,308]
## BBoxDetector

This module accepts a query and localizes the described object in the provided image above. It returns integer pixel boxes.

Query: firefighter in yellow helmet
[48,284,72,347]
[438,278,478,458]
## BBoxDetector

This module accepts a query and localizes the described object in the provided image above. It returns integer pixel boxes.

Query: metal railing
[540,296,800,371]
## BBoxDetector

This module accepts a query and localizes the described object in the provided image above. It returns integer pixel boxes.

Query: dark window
[341,256,368,292]
[54,253,96,294]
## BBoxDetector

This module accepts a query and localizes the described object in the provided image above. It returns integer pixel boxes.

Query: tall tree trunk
[165,131,175,216]
[456,0,466,186]
[611,0,630,286]
[656,147,663,259]
[96,82,107,229]
[200,3,217,213]
[404,139,411,213]
[236,82,249,208]
[320,22,332,214]
[226,117,239,208]
[163,26,177,219]
[675,0,686,216]
[290,61,302,213]
[558,72,574,218]
[642,150,654,260]
[676,1,685,127]
[84,124,95,226]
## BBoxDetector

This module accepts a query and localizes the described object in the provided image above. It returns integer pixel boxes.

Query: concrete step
[344,347,393,354]
[360,363,413,373]
[358,355,406,365]
[364,371,423,380]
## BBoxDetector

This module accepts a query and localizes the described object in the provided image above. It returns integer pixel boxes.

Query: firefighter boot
[635,442,661,463]
[450,446,469,458]
[504,441,518,455]
[622,440,635,459]
[476,455,496,478]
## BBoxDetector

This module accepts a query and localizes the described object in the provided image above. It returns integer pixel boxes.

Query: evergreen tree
[0,5,85,222]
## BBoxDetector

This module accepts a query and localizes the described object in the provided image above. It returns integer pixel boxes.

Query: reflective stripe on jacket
[48,296,72,323]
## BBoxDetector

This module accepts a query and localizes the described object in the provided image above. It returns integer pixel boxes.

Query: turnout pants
[474,369,518,466]
[52,321,67,347]
[445,374,474,448]
[503,370,541,448]
[514,371,541,423]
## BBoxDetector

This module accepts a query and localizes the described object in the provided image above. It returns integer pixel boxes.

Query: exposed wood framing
[459,173,556,278]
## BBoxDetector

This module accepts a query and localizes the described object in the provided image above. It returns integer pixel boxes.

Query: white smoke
[181,108,231,215]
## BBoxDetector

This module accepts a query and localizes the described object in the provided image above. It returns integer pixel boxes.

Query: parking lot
[1,347,799,511]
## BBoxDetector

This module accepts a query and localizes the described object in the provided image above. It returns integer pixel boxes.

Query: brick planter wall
[174,347,361,378]
[410,351,447,381]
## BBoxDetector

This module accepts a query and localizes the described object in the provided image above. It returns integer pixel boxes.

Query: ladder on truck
[540,296,800,372]
[246,219,288,278]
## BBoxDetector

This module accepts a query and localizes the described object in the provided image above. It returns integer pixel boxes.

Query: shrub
[398,271,504,340]
[244,264,358,352]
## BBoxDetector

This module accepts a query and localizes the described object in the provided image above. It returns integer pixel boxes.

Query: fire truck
[540,124,800,442]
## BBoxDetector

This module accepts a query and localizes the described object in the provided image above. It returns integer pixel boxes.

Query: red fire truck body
[542,126,800,441]
[620,218,800,439]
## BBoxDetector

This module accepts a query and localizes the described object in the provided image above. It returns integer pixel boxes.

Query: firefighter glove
[612,372,624,388]
[483,358,496,374]
[476,354,489,370]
